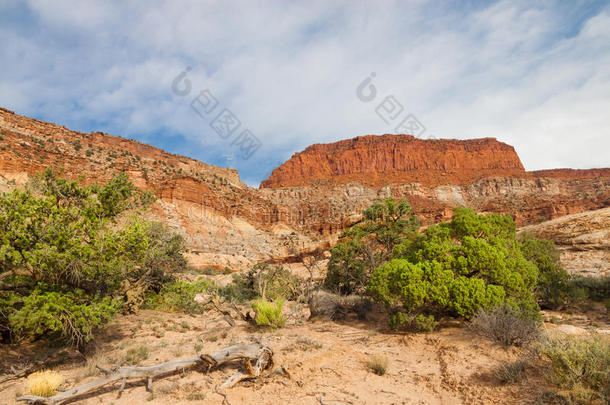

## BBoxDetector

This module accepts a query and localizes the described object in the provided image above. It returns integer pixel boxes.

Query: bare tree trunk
[17,342,273,405]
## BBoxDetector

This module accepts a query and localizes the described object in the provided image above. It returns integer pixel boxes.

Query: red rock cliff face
[261,135,526,188]
[1,107,608,271]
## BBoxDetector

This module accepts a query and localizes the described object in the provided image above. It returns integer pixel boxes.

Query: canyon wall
[1,107,608,271]
[260,134,609,231]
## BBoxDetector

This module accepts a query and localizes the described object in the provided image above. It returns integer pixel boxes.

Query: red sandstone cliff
[259,134,609,232]
[261,135,526,188]
[1,107,608,270]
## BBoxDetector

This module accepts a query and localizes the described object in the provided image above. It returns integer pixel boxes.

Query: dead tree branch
[17,342,273,405]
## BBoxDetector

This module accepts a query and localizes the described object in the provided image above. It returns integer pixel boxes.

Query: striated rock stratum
[1,107,608,272]
[261,135,526,188]
[520,207,610,277]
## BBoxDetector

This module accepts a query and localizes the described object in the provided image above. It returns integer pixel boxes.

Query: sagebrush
[218,263,300,302]
[470,305,541,347]
[145,279,210,314]
[537,335,610,404]
[494,360,526,384]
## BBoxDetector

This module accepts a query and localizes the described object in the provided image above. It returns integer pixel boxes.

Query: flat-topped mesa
[260,134,526,188]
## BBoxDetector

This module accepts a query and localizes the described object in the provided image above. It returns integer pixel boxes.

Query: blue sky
[1,0,609,186]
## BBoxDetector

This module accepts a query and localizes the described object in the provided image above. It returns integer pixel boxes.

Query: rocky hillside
[1,107,608,270]
[0,107,317,270]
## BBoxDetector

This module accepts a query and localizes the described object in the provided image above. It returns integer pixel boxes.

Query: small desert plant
[252,299,286,328]
[124,345,149,365]
[295,337,323,350]
[187,392,206,401]
[494,360,526,384]
[470,305,541,347]
[536,334,610,404]
[282,336,323,352]
[308,290,372,320]
[26,370,64,397]
[367,354,389,376]
[84,354,108,377]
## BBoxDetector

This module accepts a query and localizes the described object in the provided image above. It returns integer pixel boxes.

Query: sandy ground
[1,301,608,405]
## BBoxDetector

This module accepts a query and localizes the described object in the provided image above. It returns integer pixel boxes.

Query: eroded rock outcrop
[519,207,610,277]
[261,135,526,188]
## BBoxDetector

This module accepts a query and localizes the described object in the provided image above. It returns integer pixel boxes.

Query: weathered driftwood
[220,345,273,388]
[17,342,273,405]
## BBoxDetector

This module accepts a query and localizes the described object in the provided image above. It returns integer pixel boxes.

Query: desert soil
[2,301,608,405]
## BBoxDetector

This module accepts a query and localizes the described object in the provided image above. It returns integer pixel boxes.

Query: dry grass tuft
[124,345,150,365]
[494,360,526,384]
[84,353,110,377]
[26,370,64,397]
[367,354,389,376]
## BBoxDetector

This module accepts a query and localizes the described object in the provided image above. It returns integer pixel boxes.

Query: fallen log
[17,342,273,405]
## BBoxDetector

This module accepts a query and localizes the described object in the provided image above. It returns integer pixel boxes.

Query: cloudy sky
[1,0,609,186]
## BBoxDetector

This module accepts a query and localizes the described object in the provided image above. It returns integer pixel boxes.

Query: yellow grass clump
[367,354,389,376]
[26,370,64,397]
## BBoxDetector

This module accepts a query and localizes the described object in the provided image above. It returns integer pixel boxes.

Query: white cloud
[0,0,608,186]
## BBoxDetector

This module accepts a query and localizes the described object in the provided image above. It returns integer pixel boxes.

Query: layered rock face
[260,135,609,232]
[1,107,608,271]
[520,207,610,277]
[0,107,320,270]
[261,135,526,188]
